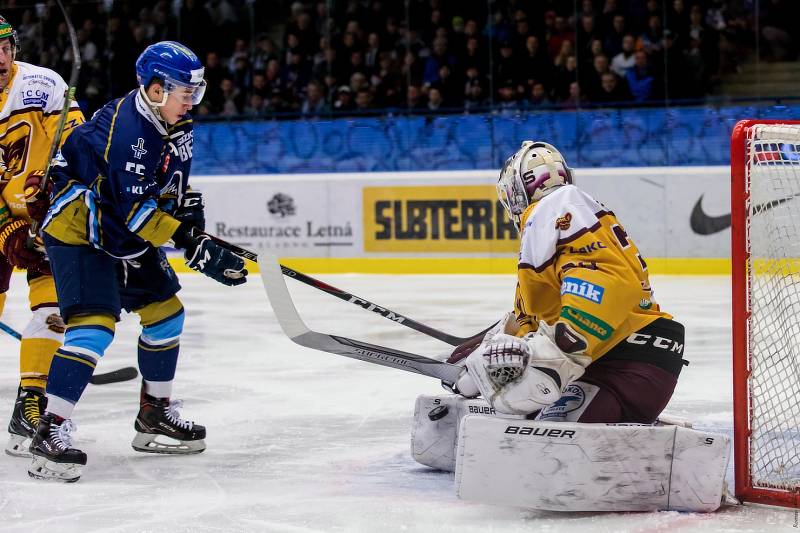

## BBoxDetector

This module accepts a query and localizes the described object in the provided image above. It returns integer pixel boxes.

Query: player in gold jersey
[446,141,687,421]
[0,15,84,456]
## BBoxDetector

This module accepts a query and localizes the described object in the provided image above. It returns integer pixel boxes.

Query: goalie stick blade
[90,367,138,385]
[258,254,463,383]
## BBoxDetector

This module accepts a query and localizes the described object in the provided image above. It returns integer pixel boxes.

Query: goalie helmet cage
[731,119,800,508]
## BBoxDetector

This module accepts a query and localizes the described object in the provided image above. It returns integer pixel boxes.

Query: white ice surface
[0,272,796,532]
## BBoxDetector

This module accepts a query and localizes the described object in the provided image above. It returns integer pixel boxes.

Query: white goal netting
[744,124,800,493]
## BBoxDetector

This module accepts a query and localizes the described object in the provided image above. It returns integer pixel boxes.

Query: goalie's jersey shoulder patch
[519,185,608,271]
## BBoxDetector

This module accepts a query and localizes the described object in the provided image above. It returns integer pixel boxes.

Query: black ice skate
[28,413,87,482]
[132,389,206,454]
[5,387,46,458]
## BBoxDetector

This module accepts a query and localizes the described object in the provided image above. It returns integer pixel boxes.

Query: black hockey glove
[173,190,206,231]
[172,223,247,286]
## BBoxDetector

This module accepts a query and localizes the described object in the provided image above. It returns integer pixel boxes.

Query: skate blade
[131,432,206,455]
[27,456,83,482]
[5,434,32,458]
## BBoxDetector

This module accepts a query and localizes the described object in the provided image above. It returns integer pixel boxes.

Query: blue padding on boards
[191,104,800,174]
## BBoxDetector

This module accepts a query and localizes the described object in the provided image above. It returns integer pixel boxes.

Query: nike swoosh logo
[690,193,800,235]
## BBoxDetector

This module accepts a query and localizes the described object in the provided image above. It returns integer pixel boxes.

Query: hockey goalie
[411,141,730,512]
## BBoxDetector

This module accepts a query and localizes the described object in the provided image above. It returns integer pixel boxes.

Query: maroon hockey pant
[572,358,678,423]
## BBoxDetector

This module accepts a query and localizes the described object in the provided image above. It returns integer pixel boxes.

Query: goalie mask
[497,141,574,231]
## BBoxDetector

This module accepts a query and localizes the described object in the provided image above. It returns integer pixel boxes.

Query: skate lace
[165,400,194,430]
[23,395,41,424]
[51,419,76,450]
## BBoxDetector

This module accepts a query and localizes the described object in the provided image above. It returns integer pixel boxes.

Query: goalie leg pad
[455,415,730,512]
[411,394,512,471]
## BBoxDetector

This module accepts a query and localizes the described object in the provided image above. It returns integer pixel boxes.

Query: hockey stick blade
[258,253,463,383]
[89,367,138,385]
[189,227,493,346]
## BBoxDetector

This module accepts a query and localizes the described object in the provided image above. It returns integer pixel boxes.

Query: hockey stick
[0,319,137,385]
[187,227,495,346]
[258,252,462,383]
[89,366,139,385]
[26,0,81,242]
[0,320,21,340]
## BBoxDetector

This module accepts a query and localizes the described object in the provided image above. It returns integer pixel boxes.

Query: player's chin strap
[138,86,169,123]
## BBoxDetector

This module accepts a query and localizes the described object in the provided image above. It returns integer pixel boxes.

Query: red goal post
[731,119,800,508]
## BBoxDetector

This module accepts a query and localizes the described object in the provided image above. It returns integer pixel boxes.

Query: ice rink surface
[0,271,797,532]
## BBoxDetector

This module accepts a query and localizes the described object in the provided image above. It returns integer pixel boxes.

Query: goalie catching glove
[442,312,520,397]
[172,223,247,286]
[460,321,591,415]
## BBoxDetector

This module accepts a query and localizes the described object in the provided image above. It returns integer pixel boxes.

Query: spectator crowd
[3,0,794,119]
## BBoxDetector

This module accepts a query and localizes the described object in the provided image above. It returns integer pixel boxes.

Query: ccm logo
[504,426,576,438]
[626,333,684,354]
[346,296,407,323]
[125,162,145,175]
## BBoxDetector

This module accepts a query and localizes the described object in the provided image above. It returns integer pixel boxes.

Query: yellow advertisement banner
[363,185,519,253]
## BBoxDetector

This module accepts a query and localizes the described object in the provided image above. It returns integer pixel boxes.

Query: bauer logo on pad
[560,277,604,304]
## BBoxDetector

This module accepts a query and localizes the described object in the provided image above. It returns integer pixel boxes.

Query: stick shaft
[188,228,491,346]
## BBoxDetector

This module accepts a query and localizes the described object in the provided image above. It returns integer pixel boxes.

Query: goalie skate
[132,390,206,455]
[28,414,86,483]
[6,387,46,458]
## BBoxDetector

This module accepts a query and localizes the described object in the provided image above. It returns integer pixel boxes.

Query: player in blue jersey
[26,41,247,482]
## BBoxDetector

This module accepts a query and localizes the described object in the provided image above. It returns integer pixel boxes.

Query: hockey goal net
[732,119,800,507]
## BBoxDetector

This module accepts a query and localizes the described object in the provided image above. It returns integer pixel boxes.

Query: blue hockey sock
[137,338,180,384]
[138,307,183,397]
[46,323,114,419]
[46,349,97,418]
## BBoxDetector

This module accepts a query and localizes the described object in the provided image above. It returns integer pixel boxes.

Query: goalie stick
[0,319,137,385]
[258,253,463,383]
[188,227,494,347]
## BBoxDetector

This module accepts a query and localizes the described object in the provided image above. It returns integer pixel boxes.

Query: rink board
[189,166,732,274]
[164,256,730,275]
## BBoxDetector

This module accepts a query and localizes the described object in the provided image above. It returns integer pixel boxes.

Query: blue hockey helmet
[135,41,206,105]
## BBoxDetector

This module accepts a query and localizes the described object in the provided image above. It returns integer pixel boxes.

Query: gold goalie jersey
[513,184,671,360]
[0,61,84,226]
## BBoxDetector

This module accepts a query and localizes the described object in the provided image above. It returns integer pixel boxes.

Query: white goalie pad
[411,394,518,471]
[455,415,730,512]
